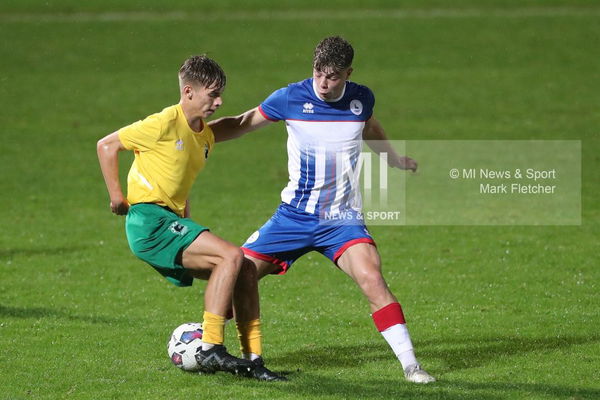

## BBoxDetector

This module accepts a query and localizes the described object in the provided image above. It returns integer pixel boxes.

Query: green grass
[1,1,599,399]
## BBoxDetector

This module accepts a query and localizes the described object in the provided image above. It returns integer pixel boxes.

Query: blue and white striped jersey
[259,78,375,216]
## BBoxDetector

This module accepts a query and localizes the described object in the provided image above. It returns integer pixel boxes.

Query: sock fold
[372,302,406,332]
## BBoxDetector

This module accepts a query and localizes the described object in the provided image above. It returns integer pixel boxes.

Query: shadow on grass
[266,334,600,399]
[264,374,599,400]
[272,334,600,370]
[0,305,125,325]
[415,334,600,372]
[0,245,89,259]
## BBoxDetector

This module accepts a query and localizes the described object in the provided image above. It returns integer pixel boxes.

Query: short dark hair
[179,55,226,90]
[313,36,354,73]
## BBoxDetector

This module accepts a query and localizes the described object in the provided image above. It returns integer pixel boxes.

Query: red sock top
[372,302,406,332]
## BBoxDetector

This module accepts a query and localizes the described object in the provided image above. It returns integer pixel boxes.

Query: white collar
[312,78,346,102]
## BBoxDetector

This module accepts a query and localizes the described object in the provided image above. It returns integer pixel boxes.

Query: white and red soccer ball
[167,322,203,371]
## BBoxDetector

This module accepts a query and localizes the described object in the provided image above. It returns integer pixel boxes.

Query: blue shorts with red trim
[242,203,376,274]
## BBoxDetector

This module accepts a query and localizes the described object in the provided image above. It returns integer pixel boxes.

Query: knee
[222,246,244,268]
[355,266,387,293]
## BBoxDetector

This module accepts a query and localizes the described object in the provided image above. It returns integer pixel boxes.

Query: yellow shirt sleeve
[118,113,163,152]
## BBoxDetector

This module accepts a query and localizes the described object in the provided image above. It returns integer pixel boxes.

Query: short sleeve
[364,88,375,121]
[118,113,162,152]
[259,87,288,121]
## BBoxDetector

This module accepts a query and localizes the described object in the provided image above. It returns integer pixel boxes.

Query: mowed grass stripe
[2,7,600,22]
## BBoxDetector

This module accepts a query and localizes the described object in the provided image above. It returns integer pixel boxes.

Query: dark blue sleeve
[364,87,375,120]
[259,87,288,121]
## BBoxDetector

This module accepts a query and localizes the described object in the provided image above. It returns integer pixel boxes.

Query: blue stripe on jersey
[290,148,316,209]
[298,149,316,210]
[316,154,338,214]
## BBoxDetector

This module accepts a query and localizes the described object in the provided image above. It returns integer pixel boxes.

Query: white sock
[201,342,215,351]
[243,353,261,361]
[380,323,418,369]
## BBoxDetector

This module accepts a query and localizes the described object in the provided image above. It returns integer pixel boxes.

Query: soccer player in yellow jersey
[97,55,284,381]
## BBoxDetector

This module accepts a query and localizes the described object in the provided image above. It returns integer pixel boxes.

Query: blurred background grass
[0,1,598,399]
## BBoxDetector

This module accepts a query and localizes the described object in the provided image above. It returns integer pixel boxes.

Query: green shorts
[125,203,209,287]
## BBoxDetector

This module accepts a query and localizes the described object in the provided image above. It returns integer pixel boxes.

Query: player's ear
[183,85,193,100]
[345,67,353,80]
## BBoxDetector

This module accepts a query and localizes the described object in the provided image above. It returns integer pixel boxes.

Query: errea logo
[302,102,314,114]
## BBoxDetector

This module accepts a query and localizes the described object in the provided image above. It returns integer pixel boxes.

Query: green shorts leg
[125,203,209,287]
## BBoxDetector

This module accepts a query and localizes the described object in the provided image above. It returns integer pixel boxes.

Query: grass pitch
[1,1,599,399]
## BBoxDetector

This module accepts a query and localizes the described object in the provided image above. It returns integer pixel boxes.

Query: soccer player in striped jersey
[97,55,283,381]
[210,37,436,383]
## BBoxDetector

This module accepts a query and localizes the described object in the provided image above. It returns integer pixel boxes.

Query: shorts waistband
[132,202,176,215]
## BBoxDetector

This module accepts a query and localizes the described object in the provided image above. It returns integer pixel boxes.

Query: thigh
[180,231,241,274]
[316,222,376,265]
[244,255,281,279]
[336,242,382,281]
[337,243,397,311]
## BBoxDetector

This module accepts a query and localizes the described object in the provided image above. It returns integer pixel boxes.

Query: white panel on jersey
[282,120,366,214]
[281,132,301,205]
[304,145,326,214]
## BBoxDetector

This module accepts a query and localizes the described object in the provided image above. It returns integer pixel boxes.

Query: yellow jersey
[118,104,214,217]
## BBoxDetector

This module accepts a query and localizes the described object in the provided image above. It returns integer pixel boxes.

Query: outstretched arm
[363,117,417,172]
[97,131,129,215]
[209,107,273,143]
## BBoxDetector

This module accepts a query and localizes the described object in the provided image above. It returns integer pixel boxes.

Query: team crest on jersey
[204,144,209,159]
[302,102,314,114]
[175,139,184,151]
[350,99,363,116]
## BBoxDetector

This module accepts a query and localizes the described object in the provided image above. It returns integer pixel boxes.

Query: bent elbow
[96,137,110,156]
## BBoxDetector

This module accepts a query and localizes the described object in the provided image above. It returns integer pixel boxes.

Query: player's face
[188,83,224,118]
[313,67,352,101]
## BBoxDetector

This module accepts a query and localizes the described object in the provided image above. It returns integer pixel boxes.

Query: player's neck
[179,102,204,132]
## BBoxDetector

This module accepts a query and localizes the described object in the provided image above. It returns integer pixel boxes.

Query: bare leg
[181,231,244,317]
[337,243,435,383]
[336,243,397,313]
[246,255,281,280]
[233,257,259,322]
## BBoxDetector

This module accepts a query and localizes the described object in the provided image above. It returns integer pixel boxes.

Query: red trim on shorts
[242,247,289,275]
[372,302,406,332]
[333,238,376,264]
[258,105,279,122]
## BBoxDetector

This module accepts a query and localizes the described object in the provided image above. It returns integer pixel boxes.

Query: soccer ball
[167,322,203,371]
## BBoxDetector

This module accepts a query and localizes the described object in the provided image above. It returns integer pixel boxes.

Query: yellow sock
[236,319,262,357]
[202,311,225,345]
